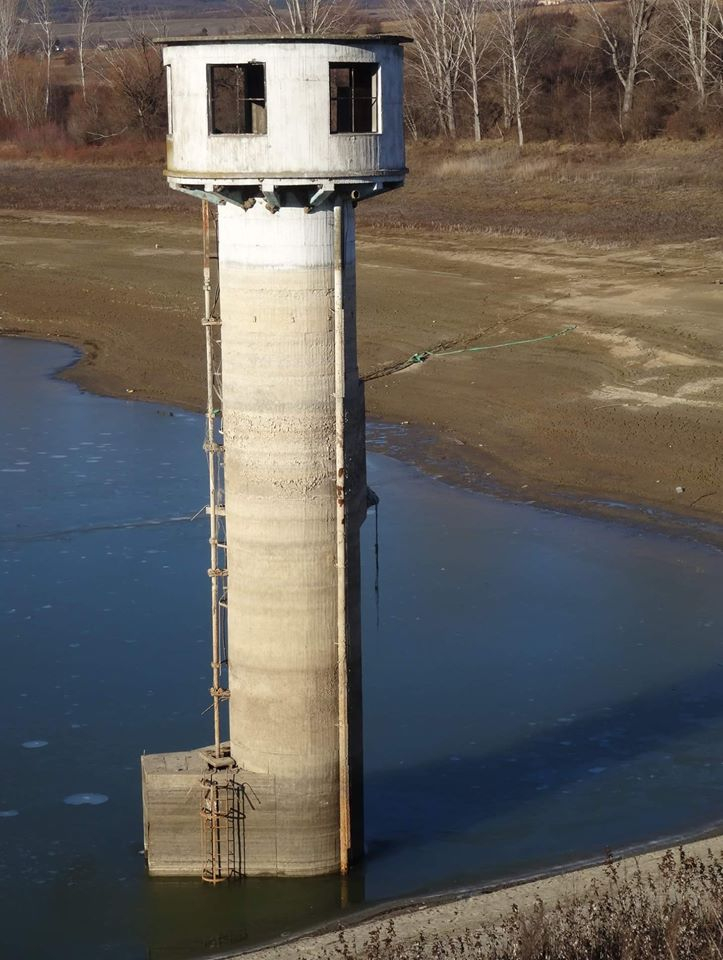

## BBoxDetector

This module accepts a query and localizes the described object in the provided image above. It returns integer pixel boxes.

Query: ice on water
[63,793,109,806]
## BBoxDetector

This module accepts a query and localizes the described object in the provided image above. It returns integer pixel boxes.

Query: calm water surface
[3,338,723,959]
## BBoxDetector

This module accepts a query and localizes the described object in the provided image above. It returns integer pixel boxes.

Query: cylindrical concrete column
[219,194,365,876]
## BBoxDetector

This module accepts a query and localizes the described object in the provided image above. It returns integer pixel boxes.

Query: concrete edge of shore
[222,826,723,959]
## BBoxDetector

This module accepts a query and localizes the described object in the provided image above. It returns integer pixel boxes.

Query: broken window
[330,63,378,134]
[209,63,267,135]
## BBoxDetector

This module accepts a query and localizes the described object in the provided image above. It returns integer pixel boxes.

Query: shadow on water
[366,666,723,866]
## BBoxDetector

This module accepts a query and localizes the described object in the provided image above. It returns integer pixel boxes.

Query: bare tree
[573,54,599,139]
[93,17,167,139]
[28,0,53,117]
[459,0,496,140]
[237,0,358,35]
[12,54,46,127]
[403,97,419,139]
[497,56,513,132]
[76,0,93,102]
[0,0,21,65]
[656,0,722,106]
[0,0,23,116]
[582,0,657,133]
[492,0,542,147]
[392,0,467,137]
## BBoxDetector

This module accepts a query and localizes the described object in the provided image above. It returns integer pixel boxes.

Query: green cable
[408,324,576,366]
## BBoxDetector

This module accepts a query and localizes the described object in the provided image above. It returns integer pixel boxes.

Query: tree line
[0,0,721,151]
[397,0,723,143]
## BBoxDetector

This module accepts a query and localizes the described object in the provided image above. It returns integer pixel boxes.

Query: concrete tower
[141,34,407,879]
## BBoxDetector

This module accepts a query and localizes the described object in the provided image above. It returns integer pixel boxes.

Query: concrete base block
[141,747,277,878]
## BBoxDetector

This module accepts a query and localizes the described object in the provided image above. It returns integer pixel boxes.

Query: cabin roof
[156,33,412,47]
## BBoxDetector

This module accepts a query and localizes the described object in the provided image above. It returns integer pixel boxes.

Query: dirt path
[1,209,722,533]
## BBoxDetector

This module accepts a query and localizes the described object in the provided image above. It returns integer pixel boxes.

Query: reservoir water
[3,337,723,959]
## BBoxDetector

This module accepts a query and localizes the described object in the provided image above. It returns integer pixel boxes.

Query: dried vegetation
[318,849,723,960]
[1,136,722,246]
[360,137,723,243]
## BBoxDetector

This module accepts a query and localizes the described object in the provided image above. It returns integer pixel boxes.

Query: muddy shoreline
[366,417,723,551]
[1,210,722,547]
[6,325,723,554]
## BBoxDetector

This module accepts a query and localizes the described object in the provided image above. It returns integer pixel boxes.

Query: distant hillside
[51,0,378,25]
[50,1,385,42]
[52,0,229,23]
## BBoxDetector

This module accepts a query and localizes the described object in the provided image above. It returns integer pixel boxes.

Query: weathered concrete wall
[141,750,276,877]
[142,751,205,877]
[219,195,365,876]
[162,38,406,184]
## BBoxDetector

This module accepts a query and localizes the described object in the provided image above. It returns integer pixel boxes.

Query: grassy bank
[362,138,723,244]
[1,137,722,245]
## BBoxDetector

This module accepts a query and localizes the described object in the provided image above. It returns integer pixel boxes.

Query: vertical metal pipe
[203,199,222,760]
[334,198,351,874]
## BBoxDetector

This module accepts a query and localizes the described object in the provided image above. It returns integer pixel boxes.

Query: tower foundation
[142,750,275,878]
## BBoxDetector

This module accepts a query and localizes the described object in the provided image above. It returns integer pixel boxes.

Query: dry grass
[320,849,723,959]
[0,158,190,213]
[0,126,167,165]
[358,138,723,245]
[0,136,722,243]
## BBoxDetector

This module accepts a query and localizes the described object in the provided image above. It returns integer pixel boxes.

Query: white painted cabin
[161,35,409,200]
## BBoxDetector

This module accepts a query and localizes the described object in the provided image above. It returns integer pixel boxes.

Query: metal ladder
[201,199,234,880]
[200,773,242,882]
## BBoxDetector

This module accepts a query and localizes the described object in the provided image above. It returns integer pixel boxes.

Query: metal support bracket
[353,181,386,202]
[215,188,256,211]
[175,184,226,205]
[306,180,335,212]
[261,180,281,213]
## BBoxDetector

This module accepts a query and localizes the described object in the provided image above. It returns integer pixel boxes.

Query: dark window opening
[165,64,173,135]
[330,63,378,134]
[209,63,267,135]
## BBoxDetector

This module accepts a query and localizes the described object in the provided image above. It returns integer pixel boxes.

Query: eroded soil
[1,209,722,532]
